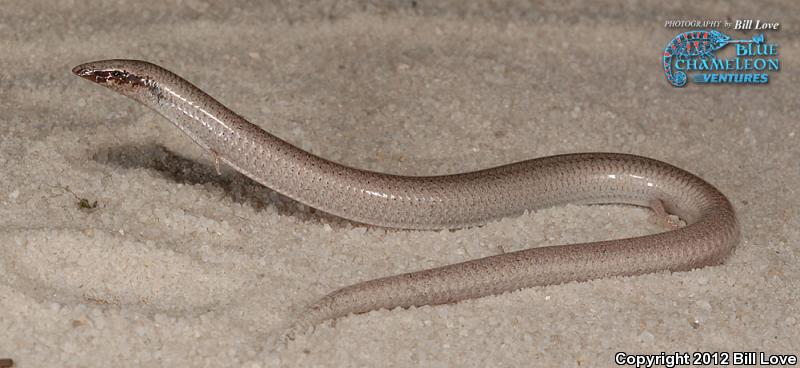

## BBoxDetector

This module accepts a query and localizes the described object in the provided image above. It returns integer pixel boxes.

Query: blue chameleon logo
[663,30,764,87]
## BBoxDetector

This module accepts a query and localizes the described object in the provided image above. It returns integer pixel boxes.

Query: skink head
[72,59,156,91]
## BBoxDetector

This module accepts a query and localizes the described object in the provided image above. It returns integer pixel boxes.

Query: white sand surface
[1,1,798,367]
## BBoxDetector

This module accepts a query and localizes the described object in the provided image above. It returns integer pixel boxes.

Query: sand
[1,1,798,367]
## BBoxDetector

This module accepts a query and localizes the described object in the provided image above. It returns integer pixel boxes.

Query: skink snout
[72,65,100,83]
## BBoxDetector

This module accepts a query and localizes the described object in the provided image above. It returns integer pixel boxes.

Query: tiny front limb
[649,198,684,229]
[211,148,222,175]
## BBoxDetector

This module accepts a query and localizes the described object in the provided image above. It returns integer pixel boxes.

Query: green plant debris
[46,184,100,212]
